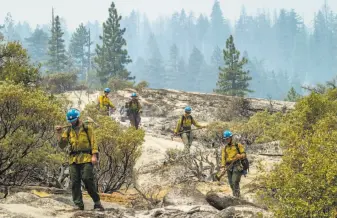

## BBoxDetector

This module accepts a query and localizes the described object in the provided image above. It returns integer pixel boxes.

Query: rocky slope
[66,88,294,137]
[0,189,272,218]
[0,88,288,217]
[0,137,280,218]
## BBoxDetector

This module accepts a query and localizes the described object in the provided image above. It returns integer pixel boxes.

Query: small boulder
[163,185,208,206]
[28,198,73,210]
[149,205,217,218]
[205,192,261,210]
[1,192,39,204]
[215,205,272,218]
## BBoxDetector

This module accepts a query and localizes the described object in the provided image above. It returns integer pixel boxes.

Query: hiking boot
[72,205,84,211]
[94,203,104,211]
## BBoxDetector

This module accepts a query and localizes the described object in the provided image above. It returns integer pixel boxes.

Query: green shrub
[108,77,134,92]
[135,81,149,93]
[0,83,64,185]
[42,72,78,94]
[83,106,144,193]
[257,90,337,217]
[0,41,40,85]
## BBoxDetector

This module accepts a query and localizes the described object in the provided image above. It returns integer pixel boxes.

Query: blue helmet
[104,88,111,93]
[131,92,137,97]
[223,130,233,139]
[66,108,80,123]
[185,106,192,113]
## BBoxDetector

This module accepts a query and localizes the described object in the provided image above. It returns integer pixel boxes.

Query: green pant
[69,163,100,207]
[227,166,242,197]
[128,112,141,129]
[181,132,193,153]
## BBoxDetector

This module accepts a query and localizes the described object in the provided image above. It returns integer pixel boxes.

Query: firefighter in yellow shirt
[220,130,246,197]
[98,88,115,115]
[55,108,104,211]
[174,106,207,152]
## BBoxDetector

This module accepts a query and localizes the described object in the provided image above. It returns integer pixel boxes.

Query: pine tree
[188,47,205,91]
[210,0,230,47]
[211,46,224,70]
[15,21,32,45]
[285,87,301,102]
[186,12,197,54]
[3,13,20,41]
[132,57,146,82]
[59,17,71,47]
[69,24,92,75]
[145,34,164,88]
[0,25,4,41]
[215,35,252,96]
[208,46,225,92]
[86,21,101,46]
[166,44,180,88]
[47,14,68,73]
[276,71,291,99]
[196,14,209,51]
[244,55,265,98]
[25,28,49,63]
[274,9,301,71]
[123,10,140,58]
[310,3,337,82]
[235,7,250,48]
[293,22,309,75]
[95,2,132,84]
[178,9,188,58]
[170,12,180,43]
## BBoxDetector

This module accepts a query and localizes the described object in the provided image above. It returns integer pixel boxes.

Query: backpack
[67,123,92,155]
[235,143,249,172]
[180,115,193,130]
[127,100,140,115]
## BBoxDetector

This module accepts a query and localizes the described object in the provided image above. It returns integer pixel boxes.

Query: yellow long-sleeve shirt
[221,142,245,167]
[174,115,202,133]
[58,123,98,164]
[99,95,115,111]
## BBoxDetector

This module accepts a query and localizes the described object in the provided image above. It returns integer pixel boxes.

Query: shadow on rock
[205,192,264,210]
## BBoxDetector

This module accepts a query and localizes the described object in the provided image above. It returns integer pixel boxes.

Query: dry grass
[83,186,169,208]
[82,181,232,208]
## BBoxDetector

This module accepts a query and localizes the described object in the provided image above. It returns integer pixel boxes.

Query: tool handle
[178,127,205,134]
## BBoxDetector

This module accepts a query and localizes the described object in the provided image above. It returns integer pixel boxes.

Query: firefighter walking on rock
[55,108,104,211]
[174,106,207,153]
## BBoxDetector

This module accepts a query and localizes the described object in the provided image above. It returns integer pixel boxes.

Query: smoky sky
[0,0,336,30]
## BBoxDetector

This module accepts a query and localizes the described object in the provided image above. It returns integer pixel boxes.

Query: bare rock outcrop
[216,205,273,218]
[163,185,208,206]
[149,205,218,218]
[63,88,295,138]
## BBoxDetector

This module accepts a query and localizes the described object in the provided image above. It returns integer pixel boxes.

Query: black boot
[94,203,105,211]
